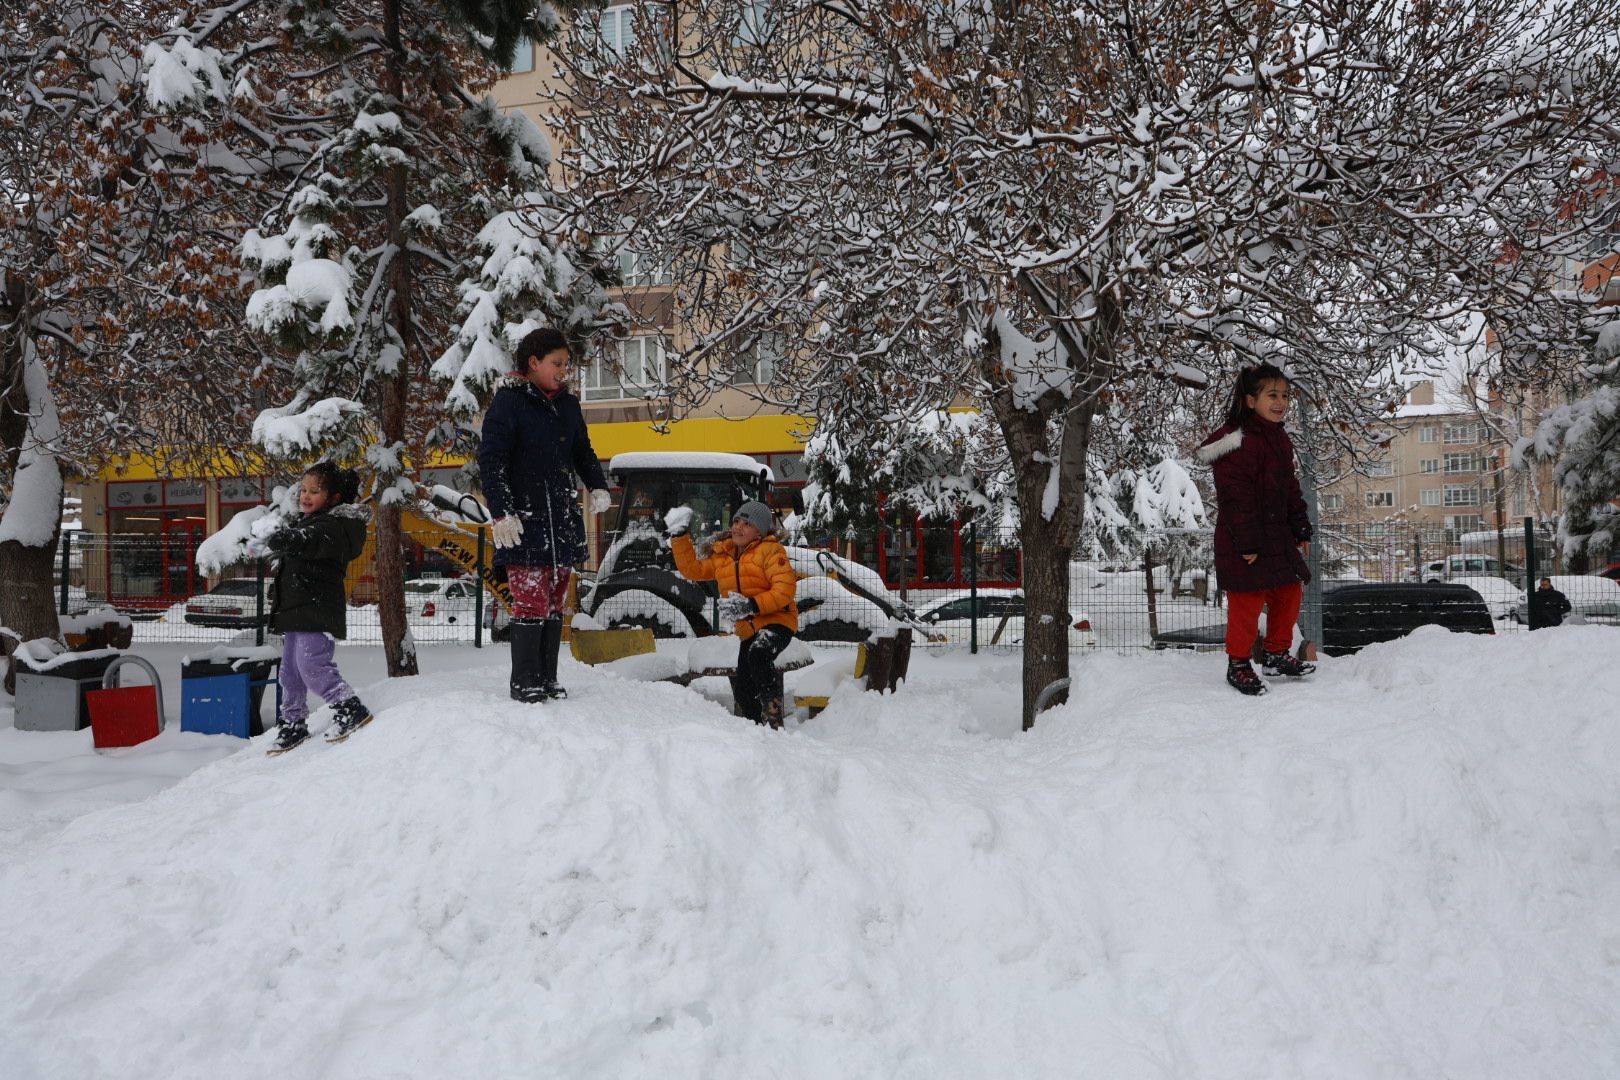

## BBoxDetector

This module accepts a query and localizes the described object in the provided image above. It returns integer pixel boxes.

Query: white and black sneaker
[267,719,311,756]
[324,697,374,743]
[1262,650,1316,678]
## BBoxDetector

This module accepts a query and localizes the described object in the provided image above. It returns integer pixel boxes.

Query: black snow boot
[537,617,567,700]
[325,696,374,742]
[759,694,785,730]
[267,716,310,756]
[1226,658,1268,696]
[1262,649,1316,678]
[509,619,547,703]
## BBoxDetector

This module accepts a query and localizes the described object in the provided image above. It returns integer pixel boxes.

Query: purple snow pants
[279,631,355,723]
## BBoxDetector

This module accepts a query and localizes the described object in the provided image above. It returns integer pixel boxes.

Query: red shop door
[162,521,205,600]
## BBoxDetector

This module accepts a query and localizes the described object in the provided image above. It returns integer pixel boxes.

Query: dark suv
[1152,581,1495,655]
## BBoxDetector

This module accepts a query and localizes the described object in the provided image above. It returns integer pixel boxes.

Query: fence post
[474,529,486,649]
[968,518,978,654]
[1413,532,1422,582]
[1523,517,1537,631]
[59,530,71,614]
[255,557,267,646]
[1294,393,1323,649]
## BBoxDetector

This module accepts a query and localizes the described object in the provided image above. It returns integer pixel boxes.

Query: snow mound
[3,630,1619,1078]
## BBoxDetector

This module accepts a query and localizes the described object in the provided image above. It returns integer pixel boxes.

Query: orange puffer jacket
[672,533,799,639]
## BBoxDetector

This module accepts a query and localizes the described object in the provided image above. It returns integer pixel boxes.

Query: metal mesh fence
[54,518,1617,652]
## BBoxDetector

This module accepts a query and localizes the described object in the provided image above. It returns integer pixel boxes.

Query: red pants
[1226,582,1303,660]
[507,565,572,620]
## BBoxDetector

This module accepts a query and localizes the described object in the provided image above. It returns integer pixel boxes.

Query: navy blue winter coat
[477,374,608,569]
[1197,416,1313,594]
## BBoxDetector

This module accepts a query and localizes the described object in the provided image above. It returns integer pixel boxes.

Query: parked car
[1421,553,1521,584]
[1511,575,1620,625]
[1598,562,1620,582]
[1151,581,1495,656]
[403,577,484,626]
[913,588,1099,649]
[184,577,273,628]
[1448,574,1524,620]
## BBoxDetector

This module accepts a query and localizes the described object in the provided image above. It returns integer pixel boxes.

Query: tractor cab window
[682,478,743,540]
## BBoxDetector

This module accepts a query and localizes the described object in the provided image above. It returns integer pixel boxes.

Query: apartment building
[1317,380,1561,581]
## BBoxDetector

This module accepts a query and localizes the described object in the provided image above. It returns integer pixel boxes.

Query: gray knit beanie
[732,500,773,534]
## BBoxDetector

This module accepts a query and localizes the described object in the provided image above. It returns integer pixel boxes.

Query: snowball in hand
[664,506,694,534]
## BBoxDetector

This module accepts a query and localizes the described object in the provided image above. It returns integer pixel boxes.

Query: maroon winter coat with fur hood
[1197,416,1313,594]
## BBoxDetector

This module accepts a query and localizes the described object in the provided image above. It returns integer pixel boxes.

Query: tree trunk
[989,391,1096,731]
[0,332,63,683]
[374,0,418,678]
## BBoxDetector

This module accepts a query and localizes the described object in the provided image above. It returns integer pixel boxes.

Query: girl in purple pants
[265,463,372,754]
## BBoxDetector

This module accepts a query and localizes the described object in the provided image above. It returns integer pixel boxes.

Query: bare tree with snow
[0,3,291,657]
[546,0,1620,726]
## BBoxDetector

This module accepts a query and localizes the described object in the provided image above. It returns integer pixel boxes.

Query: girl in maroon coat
[1196,364,1316,695]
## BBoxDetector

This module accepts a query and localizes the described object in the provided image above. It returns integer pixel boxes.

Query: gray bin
[14,654,120,732]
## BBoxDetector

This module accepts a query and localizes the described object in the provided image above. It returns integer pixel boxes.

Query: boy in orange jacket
[668,500,798,728]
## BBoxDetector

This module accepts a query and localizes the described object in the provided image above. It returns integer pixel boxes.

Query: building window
[1444,453,1480,474]
[598,5,636,54]
[1419,458,1440,473]
[730,332,783,386]
[1365,460,1394,477]
[581,336,666,401]
[505,36,535,73]
[1446,514,1485,540]
[1366,491,1394,507]
[1319,493,1343,511]
[1418,425,1439,443]
[1443,422,1478,444]
[618,248,672,287]
[1443,484,1480,506]
[1420,489,1442,506]
[735,0,771,45]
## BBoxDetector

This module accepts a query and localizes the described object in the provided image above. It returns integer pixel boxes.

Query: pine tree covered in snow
[1516,312,1620,562]
[549,0,1620,726]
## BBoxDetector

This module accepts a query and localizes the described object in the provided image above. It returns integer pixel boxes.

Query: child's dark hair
[1225,363,1290,427]
[304,461,361,505]
[514,327,569,375]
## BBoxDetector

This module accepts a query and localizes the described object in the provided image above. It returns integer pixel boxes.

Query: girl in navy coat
[478,328,612,702]
[1196,363,1315,695]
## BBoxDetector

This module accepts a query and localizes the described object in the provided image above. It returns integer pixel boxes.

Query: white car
[403,577,484,626]
[913,588,1099,649]
[1422,554,1521,584]
[184,577,273,628]
[1513,575,1620,625]
[1449,575,1524,620]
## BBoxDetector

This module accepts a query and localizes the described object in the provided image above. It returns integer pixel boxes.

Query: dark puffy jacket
[1197,416,1313,594]
[1529,586,1571,627]
[477,375,609,569]
[268,506,369,638]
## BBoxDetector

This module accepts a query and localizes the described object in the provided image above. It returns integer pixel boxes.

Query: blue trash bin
[180,673,254,737]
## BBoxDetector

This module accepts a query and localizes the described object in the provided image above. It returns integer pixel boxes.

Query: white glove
[664,505,694,536]
[716,592,757,624]
[491,515,524,549]
[589,488,612,515]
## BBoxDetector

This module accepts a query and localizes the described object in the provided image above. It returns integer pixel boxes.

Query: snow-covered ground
[2,628,1617,1079]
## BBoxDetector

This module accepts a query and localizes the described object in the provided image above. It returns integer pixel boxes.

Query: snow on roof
[610,452,773,480]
